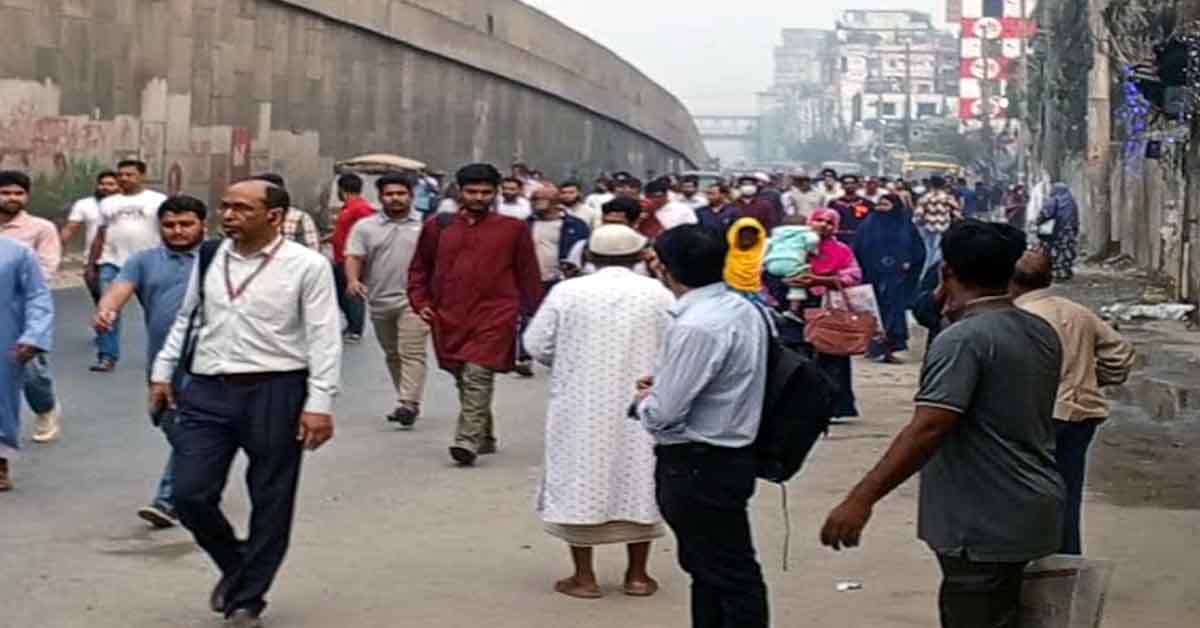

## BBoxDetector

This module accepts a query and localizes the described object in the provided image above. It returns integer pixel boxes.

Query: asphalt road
[3,288,1197,628]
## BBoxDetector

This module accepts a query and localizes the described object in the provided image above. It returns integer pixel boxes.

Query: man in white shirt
[559,180,599,229]
[782,174,825,224]
[583,177,614,215]
[516,185,591,376]
[497,176,532,220]
[678,175,706,209]
[60,170,120,301]
[346,173,430,427]
[641,178,698,237]
[819,168,844,205]
[150,180,340,628]
[86,159,166,372]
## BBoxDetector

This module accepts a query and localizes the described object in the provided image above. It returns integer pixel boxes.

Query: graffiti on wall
[0,79,324,217]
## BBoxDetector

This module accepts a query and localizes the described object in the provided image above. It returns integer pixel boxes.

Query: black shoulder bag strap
[180,239,223,375]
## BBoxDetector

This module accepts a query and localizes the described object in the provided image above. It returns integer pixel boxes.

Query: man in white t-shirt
[583,177,614,215]
[497,176,532,220]
[61,170,121,302]
[559,180,599,229]
[86,159,166,372]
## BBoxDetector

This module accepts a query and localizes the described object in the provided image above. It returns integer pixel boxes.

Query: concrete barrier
[0,0,706,216]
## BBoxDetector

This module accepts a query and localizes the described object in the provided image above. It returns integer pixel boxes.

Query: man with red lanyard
[150,180,341,628]
[329,173,374,343]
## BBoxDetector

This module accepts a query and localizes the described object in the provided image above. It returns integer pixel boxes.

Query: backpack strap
[180,239,223,374]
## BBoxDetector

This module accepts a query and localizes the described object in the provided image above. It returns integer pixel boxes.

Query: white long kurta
[523,266,674,525]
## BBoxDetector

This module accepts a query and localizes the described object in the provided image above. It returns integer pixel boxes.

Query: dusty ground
[2,286,1197,628]
[1049,265,1200,511]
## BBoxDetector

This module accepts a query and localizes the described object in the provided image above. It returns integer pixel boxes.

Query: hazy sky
[525,0,946,115]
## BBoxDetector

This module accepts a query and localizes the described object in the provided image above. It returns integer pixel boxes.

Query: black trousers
[937,553,1029,628]
[167,372,307,617]
[655,443,768,628]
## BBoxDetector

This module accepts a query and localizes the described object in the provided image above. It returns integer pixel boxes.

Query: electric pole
[904,39,913,150]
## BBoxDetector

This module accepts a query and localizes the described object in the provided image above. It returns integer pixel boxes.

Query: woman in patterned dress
[1037,183,1080,281]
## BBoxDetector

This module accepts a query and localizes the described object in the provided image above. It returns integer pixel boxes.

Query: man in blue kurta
[93,195,206,525]
[0,234,55,491]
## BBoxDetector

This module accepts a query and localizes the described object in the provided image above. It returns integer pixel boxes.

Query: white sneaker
[32,403,62,443]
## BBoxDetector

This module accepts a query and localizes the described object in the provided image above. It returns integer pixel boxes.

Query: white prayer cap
[588,225,648,257]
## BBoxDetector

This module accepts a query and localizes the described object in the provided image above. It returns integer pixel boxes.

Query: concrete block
[114,0,134,25]
[168,0,194,37]
[60,0,93,19]
[165,93,192,152]
[168,38,195,90]
[31,2,61,48]
[250,48,273,102]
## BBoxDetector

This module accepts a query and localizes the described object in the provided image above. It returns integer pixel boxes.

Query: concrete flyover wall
[0,0,706,217]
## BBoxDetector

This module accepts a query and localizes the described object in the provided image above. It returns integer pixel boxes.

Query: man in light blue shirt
[635,224,769,628]
[94,195,207,528]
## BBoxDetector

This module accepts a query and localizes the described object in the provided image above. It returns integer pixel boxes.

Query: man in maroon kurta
[408,163,543,466]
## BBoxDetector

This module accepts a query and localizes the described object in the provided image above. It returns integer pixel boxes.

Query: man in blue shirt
[94,195,207,528]
[957,177,979,218]
[635,224,770,628]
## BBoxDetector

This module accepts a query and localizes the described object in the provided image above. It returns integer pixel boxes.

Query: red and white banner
[958,78,1010,100]
[961,17,1038,40]
[962,37,1031,59]
[960,0,1035,18]
[961,57,1010,81]
[958,96,1010,120]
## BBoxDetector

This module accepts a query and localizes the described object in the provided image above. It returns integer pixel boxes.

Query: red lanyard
[224,239,285,302]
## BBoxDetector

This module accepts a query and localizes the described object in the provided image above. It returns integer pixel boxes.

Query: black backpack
[751,306,837,484]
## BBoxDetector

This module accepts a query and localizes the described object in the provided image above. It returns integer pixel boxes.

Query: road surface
[3,287,1197,627]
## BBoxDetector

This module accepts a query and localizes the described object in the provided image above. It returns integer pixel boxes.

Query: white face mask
[739,184,758,197]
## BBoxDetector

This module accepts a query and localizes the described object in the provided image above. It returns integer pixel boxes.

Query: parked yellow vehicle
[901,154,964,181]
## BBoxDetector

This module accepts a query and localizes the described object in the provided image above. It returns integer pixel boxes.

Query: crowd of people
[0,157,1127,628]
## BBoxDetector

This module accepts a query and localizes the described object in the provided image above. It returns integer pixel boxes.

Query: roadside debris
[1099,303,1195,322]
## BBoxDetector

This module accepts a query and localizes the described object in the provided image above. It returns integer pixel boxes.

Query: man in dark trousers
[150,180,342,628]
[408,163,542,467]
[821,221,1065,628]
[635,225,770,628]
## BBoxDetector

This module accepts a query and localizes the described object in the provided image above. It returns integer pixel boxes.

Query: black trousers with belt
[167,371,308,617]
[655,443,768,628]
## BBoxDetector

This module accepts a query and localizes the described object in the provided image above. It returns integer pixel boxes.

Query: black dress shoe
[224,608,263,628]
[210,573,236,614]
[449,446,477,466]
[513,361,534,378]
[386,406,418,427]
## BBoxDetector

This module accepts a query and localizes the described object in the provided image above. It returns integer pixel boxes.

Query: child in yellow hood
[724,217,767,299]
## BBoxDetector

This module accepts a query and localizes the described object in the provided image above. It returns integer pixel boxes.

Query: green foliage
[787,135,851,165]
[911,124,987,168]
[29,158,108,222]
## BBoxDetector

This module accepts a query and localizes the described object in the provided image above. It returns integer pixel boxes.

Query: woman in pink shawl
[782,207,862,419]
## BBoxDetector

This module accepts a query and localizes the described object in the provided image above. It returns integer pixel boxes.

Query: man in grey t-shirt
[346,172,430,427]
[820,221,1065,628]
